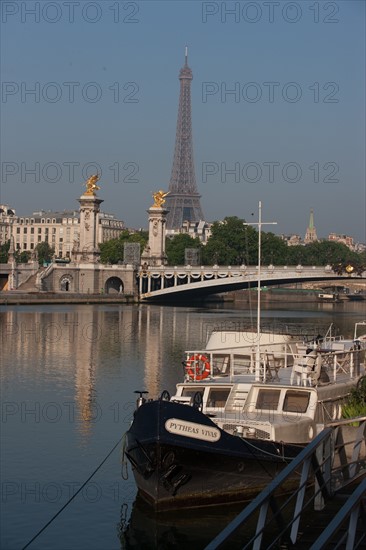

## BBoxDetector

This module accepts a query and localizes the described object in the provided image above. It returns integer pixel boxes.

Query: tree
[261,232,288,265]
[0,240,10,263]
[202,217,258,265]
[99,238,125,265]
[303,241,352,265]
[166,234,202,265]
[284,241,365,268]
[285,245,306,265]
[35,242,55,265]
[15,250,31,264]
[99,230,148,264]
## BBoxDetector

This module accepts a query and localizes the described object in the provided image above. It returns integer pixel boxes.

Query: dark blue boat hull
[125,399,303,510]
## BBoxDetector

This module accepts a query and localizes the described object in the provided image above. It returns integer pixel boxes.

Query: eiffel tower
[165,48,204,229]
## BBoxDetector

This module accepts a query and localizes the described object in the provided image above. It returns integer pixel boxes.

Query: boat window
[255,389,281,411]
[283,391,310,413]
[182,387,205,399]
[207,388,230,408]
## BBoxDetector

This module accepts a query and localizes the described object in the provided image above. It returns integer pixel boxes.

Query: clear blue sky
[1,0,365,242]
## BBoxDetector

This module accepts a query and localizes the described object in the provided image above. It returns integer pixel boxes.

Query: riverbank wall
[1,282,364,306]
[0,292,138,305]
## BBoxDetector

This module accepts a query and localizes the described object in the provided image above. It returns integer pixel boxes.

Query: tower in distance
[165,48,204,229]
[304,208,318,244]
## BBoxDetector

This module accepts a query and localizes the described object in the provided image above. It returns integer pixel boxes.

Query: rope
[239,436,305,486]
[121,432,129,480]
[242,436,296,462]
[22,433,125,550]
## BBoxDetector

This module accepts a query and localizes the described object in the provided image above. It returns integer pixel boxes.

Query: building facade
[328,233,355,251]
[0,206,124,259]
[281,234,303,246]
[166,220,212,244]
[0,205,16,246]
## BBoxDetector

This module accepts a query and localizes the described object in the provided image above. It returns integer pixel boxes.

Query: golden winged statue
[84,174,100,196]
[152,189,169,208]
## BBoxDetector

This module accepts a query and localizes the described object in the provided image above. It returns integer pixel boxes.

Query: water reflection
[119,496,252,550]
[1,302,365,442]
[1,301,365,549]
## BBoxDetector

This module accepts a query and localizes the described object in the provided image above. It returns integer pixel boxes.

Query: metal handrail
[309,478,366,550]
[205,421,366,550]
[205,428,333,550]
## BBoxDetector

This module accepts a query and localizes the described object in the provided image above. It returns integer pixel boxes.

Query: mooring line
[22,433,125,549]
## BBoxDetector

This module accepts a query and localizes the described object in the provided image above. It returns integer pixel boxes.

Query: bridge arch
[138,265,366,302]
[60,274,73,292]
[105,276,124,294]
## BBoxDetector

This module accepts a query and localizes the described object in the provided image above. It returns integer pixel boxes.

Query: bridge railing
[138,264,364,298]
[139,264,336,277]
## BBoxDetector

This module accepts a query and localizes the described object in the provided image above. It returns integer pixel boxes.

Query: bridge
[138,264,366,302]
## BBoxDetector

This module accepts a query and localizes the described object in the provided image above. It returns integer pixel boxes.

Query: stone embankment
[0,292,138,305]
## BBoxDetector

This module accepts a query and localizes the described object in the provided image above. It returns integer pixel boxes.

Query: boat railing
[317,348,363,383]
[184,345,364,385]
[184,344,297,382]
[291,347,364,387]
[354,320,366,341]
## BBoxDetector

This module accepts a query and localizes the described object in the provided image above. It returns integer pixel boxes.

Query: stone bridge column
[141,204,168,267]
[74,191,103,264]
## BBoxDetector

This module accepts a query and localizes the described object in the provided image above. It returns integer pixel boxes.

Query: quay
[1,278,366,305]
[0,291,138,305]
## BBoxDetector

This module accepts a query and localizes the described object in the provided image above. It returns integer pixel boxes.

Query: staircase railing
[205,418,366,550]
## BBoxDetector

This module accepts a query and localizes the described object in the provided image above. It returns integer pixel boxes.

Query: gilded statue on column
[152,190,169,208]
[84,174,100,196]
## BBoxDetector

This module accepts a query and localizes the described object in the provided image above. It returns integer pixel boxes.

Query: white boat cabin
[171,338,365,445]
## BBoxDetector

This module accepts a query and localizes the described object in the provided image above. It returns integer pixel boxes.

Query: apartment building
[0,205,125,258]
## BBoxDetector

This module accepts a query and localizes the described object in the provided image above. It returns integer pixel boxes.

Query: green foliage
[342,377,366,423]
[359,250,366,267]
[99,238,124,264]
[101,218,365,269]
[35,242,55,265]
[165,234,202,265]
[200,216,288,266]
[99,230,148,264]
[0,242,32,264]
[261,232,288,265]
[285,241,363,267]
[15,250,31,264]
[202,217,256,265]
[0,240,10,263]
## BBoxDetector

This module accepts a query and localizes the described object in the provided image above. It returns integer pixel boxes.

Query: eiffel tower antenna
[165,48,204,229]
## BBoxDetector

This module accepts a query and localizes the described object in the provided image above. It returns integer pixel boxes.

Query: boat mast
[244,201,277,381]
[257,202,262,381]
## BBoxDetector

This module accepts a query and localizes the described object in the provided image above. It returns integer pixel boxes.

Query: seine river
[1,300,365,549]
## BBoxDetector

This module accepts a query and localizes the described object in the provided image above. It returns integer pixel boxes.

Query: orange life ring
[186,354,211,381]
